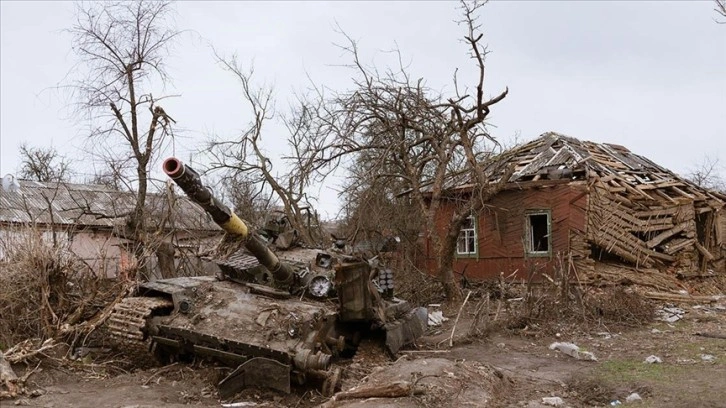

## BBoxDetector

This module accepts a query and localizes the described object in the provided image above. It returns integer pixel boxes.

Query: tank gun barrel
[163,157,294,287]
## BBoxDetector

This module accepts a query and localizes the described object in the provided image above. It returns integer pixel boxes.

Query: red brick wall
[421,182,588,281]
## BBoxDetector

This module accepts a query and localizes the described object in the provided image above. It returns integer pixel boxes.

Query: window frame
[456,214,478,258]
[525,210,552,257]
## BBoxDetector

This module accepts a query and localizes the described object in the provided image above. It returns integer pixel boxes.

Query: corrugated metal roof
[0,179,221,232]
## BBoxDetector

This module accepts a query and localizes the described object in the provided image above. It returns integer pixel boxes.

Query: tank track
[107,296,173,362]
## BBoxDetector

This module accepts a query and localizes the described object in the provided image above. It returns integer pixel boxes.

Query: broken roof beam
[695,241,715,261]
[661,238,696,255]
[610,177,654,201]
[635,206,682,218]
[592,235,650,266]
[670,186,695,200]
[593,234,667,266]
[646,222,689,248]
[599,143,640,170]
[653,188,680,205]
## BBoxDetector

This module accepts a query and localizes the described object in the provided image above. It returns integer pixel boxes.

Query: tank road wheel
[322,367,342,397]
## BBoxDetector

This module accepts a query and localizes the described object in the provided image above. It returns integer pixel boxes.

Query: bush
[0,227,116,347]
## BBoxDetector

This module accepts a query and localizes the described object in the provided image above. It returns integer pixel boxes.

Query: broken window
[526,211,551,255]
[457,215,477,256]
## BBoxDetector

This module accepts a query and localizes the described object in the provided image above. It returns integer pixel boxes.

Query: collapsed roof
[450,132,726,277]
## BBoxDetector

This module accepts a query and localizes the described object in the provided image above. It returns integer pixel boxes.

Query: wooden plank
[622,183,653,200]
[589,210,638,234]
[695,242,715,261]
[661,238,696,255]
[644,248,677,262]
[644,292,724,303]
[671,186,695,200]
[635,206,681,218]
[637,223,676,233]
[593,222,675,262]
[636,218,674,228]
[608,192,633,206]
[646,222,689,248]
[653,189,680,205]
[652,181,684,189]
[591,197,643,225]
[591,235,649,266]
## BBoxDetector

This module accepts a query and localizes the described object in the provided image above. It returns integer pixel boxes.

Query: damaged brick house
[422,132,726,284]
[0,178,221,278]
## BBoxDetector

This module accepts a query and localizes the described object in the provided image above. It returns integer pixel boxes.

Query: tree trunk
[131,164,149,280]
[438,242,462,302]
[156,241,176,279]
[436,212,467,302]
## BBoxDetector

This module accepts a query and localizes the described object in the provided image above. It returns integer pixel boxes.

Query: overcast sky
[1,1,724,218]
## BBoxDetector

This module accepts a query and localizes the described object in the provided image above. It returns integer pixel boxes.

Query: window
[457,215,477,256]
[526,211,551,255]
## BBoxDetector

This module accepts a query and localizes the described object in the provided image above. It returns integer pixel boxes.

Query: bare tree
[311,1,512,301]
[18,144,73,182]
[687,155,725,192]
[68,0,180,279]
[716,0,726,23]
[205,55,325,246]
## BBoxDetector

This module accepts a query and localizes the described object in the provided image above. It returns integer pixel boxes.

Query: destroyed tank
[106,157,427,397]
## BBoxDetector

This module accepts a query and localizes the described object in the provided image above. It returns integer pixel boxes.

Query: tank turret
[162,157,294,288]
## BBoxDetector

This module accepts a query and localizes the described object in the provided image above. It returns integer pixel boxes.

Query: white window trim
[526,210,551,255]
[457,215,477,256]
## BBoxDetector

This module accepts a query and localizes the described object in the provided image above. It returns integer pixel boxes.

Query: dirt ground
[6,293,726,408]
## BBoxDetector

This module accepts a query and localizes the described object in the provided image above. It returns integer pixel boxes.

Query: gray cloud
[1,1,724,217]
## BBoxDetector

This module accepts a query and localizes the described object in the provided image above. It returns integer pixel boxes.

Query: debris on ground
[656,306,685,323]
[541,396,565,406]
[427,307,448,327]
[0,350,19,398]
[1,338,59,399]
[324,357,506,407]
[625,392,643,403]
[645,292,725,304]
[700,354,716,363]
[694,331,726,339]
[549,342,597,361]
[644,355,662,364]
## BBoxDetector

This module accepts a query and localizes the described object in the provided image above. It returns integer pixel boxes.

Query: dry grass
[0,227,121,349]
[462,261,657,338]
[394,264,447,307]
[502,285,655,334]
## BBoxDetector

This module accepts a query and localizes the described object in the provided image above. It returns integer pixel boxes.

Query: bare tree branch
[715,0,726,23]
[205,51,326,245]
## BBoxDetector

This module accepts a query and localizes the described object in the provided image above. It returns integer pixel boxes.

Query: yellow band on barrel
[221,213,249,238]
